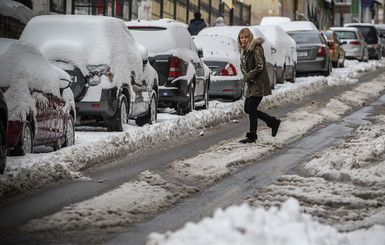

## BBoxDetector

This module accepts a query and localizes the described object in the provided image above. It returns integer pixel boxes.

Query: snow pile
[145,198,385,245]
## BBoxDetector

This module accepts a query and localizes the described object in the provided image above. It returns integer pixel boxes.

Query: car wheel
[63,114,75,147]
[11,121,33,156]
[135,93,157,126]
[323,60,332,77]
[178,83,195,115]
[108,94,128,132]
[288,64,296,83]
[271,66,277,89]
[0,120,6,174]
[201,80,209,110]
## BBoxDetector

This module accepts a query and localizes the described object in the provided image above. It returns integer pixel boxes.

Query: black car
[126,19,210,115]
[0,89,8,174]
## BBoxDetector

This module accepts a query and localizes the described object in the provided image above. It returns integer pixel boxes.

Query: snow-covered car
[255,25,297,83]
[321,30,346,68]
[344,23,382,60]
[0,89,7,174]
[330,27,369,62]
[0,38,76,156]
[375,24,385,57]
[198,25,278,89]
[259,16,291,25]
[126,19,210,115]
[192,35,244,101]
[20,15,159,131]
[279,21,333,77]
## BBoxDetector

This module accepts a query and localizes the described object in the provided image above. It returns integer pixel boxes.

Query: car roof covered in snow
[279,21,318,32]
[260,16,291,26]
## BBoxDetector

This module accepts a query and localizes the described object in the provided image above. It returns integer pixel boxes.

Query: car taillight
[219,63,237,76]
[350,41,361,45]
[169,57,182,77]
[317,46,326,56]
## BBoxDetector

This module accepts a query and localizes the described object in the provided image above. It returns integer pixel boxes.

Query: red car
[0,39,76,156]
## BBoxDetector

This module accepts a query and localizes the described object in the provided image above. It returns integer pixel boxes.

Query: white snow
[1,59,385,244]
[0,39,68,121]
[20,15,152,96]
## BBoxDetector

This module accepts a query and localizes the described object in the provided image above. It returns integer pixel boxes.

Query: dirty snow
[1,60,385,244]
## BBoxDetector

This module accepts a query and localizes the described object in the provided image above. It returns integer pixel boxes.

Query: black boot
[239,132,257,143]
[269,117,281,137]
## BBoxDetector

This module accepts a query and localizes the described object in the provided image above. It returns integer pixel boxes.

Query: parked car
[0,89,7,174]
[192,35,244,101]
[0,38,75,156]
[260,16,291,26]
[20,15,159,131]
[198,25,278,88]
[279,21,333,76]
[375,24,385,57]
[321,30,346,68]
[344,23,382,60]
[330,27,369,62]
[126,19,210,115]
[255,24,297,83]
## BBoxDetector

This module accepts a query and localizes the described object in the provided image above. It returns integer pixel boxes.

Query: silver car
[344,23,381,60]
[330,27,369,62]
[192,35,244,101]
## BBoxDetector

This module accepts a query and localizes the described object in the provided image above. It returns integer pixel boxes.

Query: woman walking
[238,28,281,143]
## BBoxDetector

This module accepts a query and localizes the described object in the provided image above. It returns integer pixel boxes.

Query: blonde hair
[238,28,253,50]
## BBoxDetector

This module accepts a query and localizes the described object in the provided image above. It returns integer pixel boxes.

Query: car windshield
[334,31,357,40]
[287,31,322,44]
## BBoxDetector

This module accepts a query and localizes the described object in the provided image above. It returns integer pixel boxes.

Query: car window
[334,33,341,44]
[288,31,322,44]
[322,32,331,39]
[351,26,378,44]
[334,31,357,39]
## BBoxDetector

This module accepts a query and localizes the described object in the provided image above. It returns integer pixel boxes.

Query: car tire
[323,60,332,77]
[178,83,195,116]
[63,114,75,147]
[201,80,209,110]
[0,120,6,174]
[10,121,33,156]
[288,64,296,83]
[271,66,277,89]
[135,93,157,126]
[108,95,128,132]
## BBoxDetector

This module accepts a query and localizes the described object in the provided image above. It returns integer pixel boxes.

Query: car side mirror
[197,47,204,58]
[60,78,72,89]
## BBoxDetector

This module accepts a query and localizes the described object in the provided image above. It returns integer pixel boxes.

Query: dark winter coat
[240,37,272,98]
[187,18,206,35]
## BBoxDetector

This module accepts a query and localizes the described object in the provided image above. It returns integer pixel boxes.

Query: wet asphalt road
[1,68,385,244]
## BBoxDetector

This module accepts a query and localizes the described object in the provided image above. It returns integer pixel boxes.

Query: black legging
[244,96,273,134]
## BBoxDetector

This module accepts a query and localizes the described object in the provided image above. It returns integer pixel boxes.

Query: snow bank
[145,198,385,245]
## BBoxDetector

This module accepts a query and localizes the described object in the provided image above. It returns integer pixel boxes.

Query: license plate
[297,51,308,57]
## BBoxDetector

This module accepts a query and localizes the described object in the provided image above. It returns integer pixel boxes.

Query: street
[0,60,385,244]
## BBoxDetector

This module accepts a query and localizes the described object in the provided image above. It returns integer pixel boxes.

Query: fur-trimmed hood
[239,37,264,52]
[247,37,264,51]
